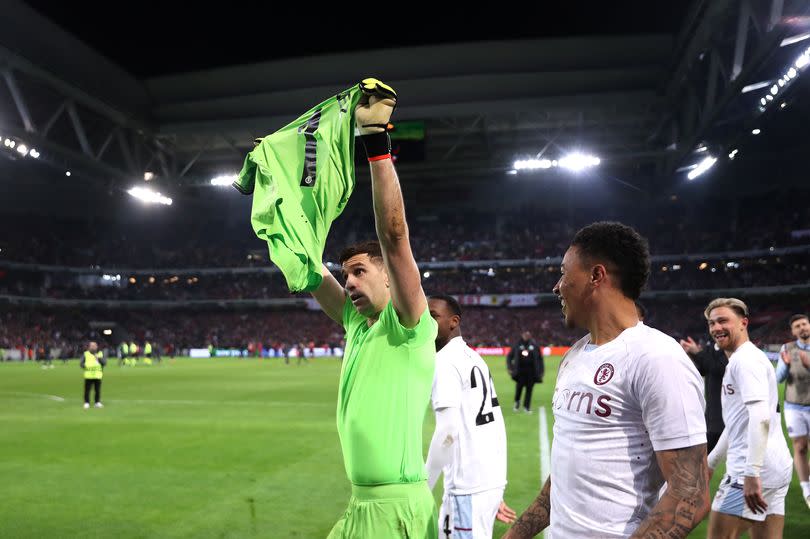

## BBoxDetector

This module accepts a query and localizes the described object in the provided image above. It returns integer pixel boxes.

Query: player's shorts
[327,481,436,539]
[439,487,504,539]
[784,403,810,438]
[711,474,788,521]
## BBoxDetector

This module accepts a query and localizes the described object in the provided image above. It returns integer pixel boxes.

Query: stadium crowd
[2,191,809,269]
[1,253,807,301]
[2,295,805,360]
[2,190,808,359]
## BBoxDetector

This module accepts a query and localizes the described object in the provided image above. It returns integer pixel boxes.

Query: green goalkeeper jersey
[337,297,437,485]
[235,85,362,292]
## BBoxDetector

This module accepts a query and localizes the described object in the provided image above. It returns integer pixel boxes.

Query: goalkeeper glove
[356,78,397,160]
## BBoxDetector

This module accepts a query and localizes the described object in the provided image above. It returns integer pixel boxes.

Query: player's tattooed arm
[630,444,710,539]
[502,477,550,539]
[369,158,426,328]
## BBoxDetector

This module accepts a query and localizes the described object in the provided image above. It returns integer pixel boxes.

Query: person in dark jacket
[679,335,728,452]
[506,331,544,413]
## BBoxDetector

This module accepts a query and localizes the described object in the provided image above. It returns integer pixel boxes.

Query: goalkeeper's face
[342,253,390,318]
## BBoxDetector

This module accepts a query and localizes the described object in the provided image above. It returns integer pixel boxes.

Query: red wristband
[368,154,391,162]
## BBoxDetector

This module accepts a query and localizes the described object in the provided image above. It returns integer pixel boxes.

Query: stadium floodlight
[7,140,15,149]
[423,271,431,278]
[210,174,237,186]
[781,32,810,47]
[695,145,708,153]
[728,149,739,160]
[16,144,28,156]
[757,47,810,112]
[672,264,681,270]
[513,159,553,171]
[29,149,39,158]
[103,329,112,336]
[687,156,717,180]
[752,128,761,135]
[127,186,173,206]
[740,81,771,93]
[558,153,600,172]
[698,262,708,270]
[506,169,517,175]
[144,171,155,181]
[65,171,71,176]
[780,102,787,109]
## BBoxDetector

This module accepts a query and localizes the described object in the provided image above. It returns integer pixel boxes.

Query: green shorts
[327,481,437,539]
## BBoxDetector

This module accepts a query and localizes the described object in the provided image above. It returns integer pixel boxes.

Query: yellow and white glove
[356,78,397,134]
[356,78,397,160]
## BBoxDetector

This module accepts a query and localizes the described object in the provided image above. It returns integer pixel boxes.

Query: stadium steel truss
[2,0,807,196]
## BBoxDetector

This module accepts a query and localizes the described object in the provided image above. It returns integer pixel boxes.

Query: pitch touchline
[539,406,551,539]
[0,391,65,401]
[0,392,331,407]
[105,398,332,407]
[538,405,550,482]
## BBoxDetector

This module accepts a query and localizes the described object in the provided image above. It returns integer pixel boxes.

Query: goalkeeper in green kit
[310,80,439,538]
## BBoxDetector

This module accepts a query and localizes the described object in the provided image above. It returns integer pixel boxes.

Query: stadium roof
[1,0,809,213]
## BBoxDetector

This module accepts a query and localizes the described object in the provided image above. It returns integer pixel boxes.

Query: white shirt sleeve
[432,358,463,410]
[775,344,789,383]
[425,406,462,490]
[633,346,707,451]
[744,400,771,477]
[732,356,769,404]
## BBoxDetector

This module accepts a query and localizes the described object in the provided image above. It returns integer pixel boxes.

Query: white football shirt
[431,336,507,495]
[721,340,792,487]
[550,322,706,537]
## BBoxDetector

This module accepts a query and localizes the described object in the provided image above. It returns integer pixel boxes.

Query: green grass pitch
[1,356,808,537]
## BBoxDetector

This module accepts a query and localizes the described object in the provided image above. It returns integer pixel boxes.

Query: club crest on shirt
[594,363,615,385]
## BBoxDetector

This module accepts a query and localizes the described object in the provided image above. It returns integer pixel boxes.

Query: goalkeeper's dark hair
[339,240,383,265]
[789,314,809,327]
[429,294,462,318]
[570,221,650,300]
